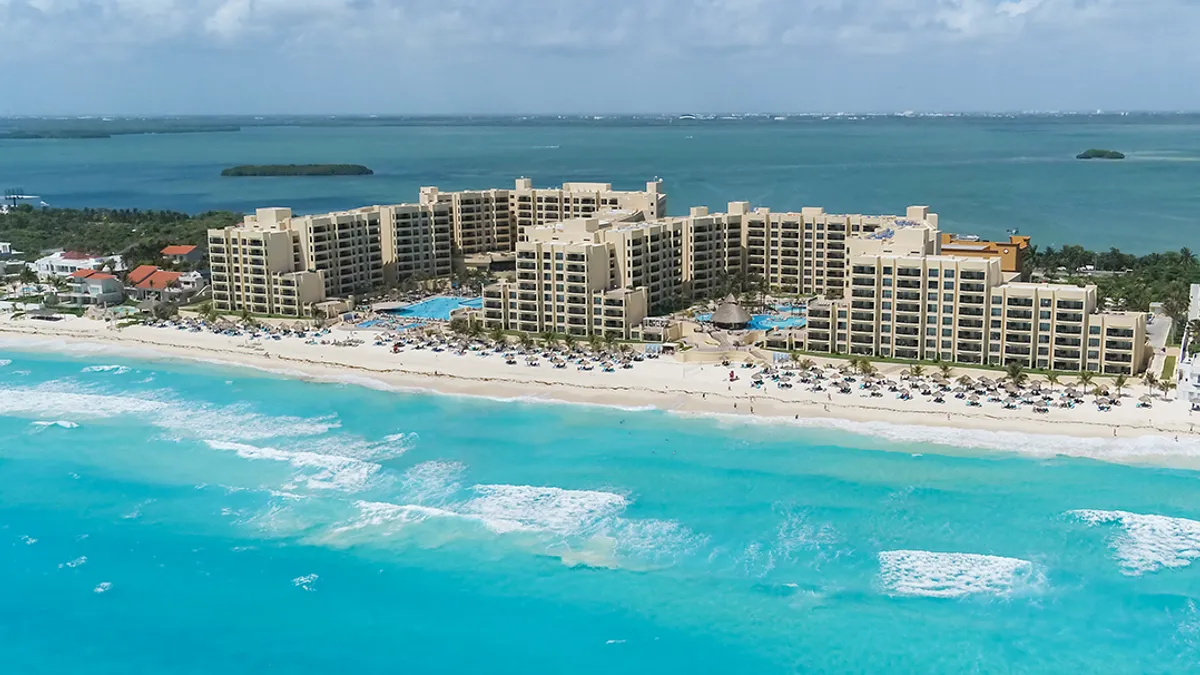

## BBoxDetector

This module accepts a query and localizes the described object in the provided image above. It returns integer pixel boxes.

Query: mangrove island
[220,164,374,177]
[1076,149,1125,160]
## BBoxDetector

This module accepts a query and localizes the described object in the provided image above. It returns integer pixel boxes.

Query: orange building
[939,233,1030,273]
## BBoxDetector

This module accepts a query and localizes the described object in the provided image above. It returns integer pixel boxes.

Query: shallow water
[2,348,1200,673]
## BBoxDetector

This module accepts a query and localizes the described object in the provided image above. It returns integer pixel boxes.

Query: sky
[1,0,1197,115]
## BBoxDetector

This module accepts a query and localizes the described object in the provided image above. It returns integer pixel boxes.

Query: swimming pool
[696,313,807,331]
[385,296,482,321]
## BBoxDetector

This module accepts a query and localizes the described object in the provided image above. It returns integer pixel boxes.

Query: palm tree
[1112,373,1128,398]
[1142,371,1158,395]
[1005,362,1027,387]
[799,358,816,371]
[563,333,577,352]
[1046,372,1060,393]
[1160,380,1178,399]
[518,333,534,350]
[909,364,925,379]
[588,334,603,352]
[1092,385,1107,398]
[938,363,953,379]
[489,325,506,346]
[603,332,618,351]
[1076,371,1095,388]
[540,331,557,350]
[860,361,878,377]
[468,321,484,339]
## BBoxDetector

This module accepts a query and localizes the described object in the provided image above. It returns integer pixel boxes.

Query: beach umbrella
[1139,395,1153,403]
[968,394,980,402]
[752,373,764,381]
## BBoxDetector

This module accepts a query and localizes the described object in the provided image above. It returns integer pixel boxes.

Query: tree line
[0,204,239,268]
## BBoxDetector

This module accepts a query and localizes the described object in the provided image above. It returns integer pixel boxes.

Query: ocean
[2,345,1200,673]
[3,115,1200,253]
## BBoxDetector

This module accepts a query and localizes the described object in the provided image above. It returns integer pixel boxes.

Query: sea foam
[878,550,1041,598]
[1069,509,1200,575]
[459,484,628,535]
[206,440,379,492]
[81,364,131,374]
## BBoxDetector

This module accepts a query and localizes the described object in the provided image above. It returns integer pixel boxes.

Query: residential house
[35,251,125,279]
[161,245,203,265]
[126,265,190,302]
[66,269,124,306]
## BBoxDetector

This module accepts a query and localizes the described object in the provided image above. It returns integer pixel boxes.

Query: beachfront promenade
[2,313,1197,468]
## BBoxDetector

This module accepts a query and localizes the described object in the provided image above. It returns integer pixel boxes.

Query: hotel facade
[208,178,1150,374]
[208,178,663,316]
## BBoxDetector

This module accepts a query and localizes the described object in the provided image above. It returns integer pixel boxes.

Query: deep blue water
[3,115,1200,253]
[2,347,1200,673]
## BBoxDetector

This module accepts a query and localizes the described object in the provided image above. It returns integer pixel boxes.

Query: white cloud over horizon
[0,0,1196,114]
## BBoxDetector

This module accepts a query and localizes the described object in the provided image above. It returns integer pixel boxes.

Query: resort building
[34,251,125,280]
[381,203,454,281]
[939,233,1030,273]
[482,215,652,338]
[771,235,1149,374]
[510,178,666,242]
[418,187,511,255]
[207,209,326,317]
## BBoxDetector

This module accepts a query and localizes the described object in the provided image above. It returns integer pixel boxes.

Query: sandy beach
[3,314,1200,467]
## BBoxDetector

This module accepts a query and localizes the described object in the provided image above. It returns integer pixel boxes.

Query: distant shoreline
[220,164,374,177]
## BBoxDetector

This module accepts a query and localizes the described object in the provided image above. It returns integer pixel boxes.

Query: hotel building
[770,216,1148,375]
[207,208,326,317]
[208,178,664,315]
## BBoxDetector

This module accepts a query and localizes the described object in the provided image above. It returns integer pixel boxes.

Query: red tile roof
[136,270,182,290]
[128,265,159,285]
[61,251,92,261]
[85,273,116,281]
[71,269,97,279]
[161,245,197,256]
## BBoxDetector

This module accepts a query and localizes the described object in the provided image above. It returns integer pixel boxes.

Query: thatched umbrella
[711,295,752,330]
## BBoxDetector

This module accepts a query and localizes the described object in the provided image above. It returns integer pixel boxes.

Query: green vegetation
[221,164,373,177]
[1162,355,1178,379]
[0,204,240,267]
[0,119,241,140]
[1027,246,1197,327]
[1076,148,1125,160]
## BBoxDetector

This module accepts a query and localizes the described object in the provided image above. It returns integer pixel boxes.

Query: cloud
[0,0,1197,113]
[0,0,1164,56]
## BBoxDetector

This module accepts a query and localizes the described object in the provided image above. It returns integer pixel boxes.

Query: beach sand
[3,315,1199,468]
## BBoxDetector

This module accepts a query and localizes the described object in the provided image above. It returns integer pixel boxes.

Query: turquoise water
[697,312,807,330]
[3,116,1200,253]
[385,296,482,321]
[3,347,1200,673]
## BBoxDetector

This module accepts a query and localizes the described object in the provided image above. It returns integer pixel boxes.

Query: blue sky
[1,0,1196,115]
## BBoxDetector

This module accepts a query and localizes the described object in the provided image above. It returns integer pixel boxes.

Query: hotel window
[1040,322,1051,331]
[991,320,1002,328]
[1040,311,1051,320]
[1039,335,1050,344]
[991,332,1002,340]
[927,269,939,277]
[927,292,938,301]
[991,308,1002,316]
[992,295,1003,304]
[943,317,954,325]
[943,281,955,290]
[1090,326,1102,334]
[1088,350,1100,359]
[942,328,953,337]
[1089,338,1101,347]
[927,327,937,336]
[944,293,954,301]
[1041,298,1052,307]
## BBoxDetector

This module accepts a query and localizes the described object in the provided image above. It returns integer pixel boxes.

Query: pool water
[386,296,483,321]
[697,313,807,331]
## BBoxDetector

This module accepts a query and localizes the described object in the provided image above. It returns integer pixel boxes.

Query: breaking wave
[206,440,381,493]
[1069,509,1200,575]
[81,364,131,374]
[877,550,1043,598]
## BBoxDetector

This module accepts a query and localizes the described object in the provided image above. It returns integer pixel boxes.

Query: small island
[1076,149,1125,160]
[221,164,374,177]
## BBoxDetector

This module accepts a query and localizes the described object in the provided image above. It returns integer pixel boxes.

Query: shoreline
[3,315,1200,469]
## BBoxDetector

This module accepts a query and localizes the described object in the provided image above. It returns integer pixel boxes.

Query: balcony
[1006,309,1033,320]
[1056,313,1085,323]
